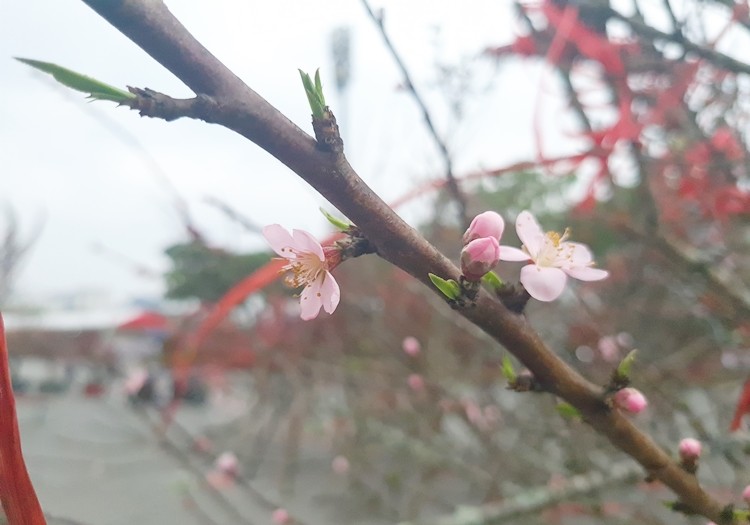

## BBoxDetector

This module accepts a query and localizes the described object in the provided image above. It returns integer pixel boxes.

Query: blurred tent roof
[116,311,170,333]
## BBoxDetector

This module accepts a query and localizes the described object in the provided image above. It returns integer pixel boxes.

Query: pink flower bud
[461,237,501,281]
[463,211,505,245]
[407,373,425,392]
[742,484,750,505]
[678,438,702,461]
[215,451,239,477]
[402,336,421,356]
[613,387,647,414]
[272,508,291,525]
[331,455,350,475]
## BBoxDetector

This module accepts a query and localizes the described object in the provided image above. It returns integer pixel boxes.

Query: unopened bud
[461,237,500,281]
[402,336,421,356]
[215,451,239,477]
[463,211,505,245]
[407,373,425,392]
[613,387,647,414]
[742,484,750,505]
[678,438,702,461]
[272,508,291,525]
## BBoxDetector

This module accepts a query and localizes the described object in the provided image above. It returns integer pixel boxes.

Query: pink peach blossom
[263,224,340,320]
[499,210,609,301]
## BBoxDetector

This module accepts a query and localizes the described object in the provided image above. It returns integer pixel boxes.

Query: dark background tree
[164,240,269,303]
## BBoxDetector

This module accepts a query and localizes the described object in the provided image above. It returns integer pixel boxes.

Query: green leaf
[320,208,351,231]
[501,356,517,382]
[314,69,326,106]
[428,273,460,300]
[616,349,638,379]
[482,271,503,290]
[556,402,581,419]
[15,57,135,103]
[661,501,697,515]
[298,68,325,119]
[299,69,315,93]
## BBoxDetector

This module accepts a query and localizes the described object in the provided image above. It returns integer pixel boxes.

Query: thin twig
[609,8,750,75]
[360,0,469,227]
[397,460,642,525]
[135,405,309,525]
[558,69,593,133]
[661,0,682,33]
[203,196,263,234]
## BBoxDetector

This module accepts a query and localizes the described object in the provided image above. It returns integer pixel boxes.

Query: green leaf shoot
[556,402,581,419]
[314,69,325,105]
[501,356,517,382]
[320,208,352,231]
[298,68,326,119]
[616,349,638,379]
[428,273,460,301]
[15,57,135,103]
[482,271,503,290]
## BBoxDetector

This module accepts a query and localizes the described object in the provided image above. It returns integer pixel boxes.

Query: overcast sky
[2,0,574,307]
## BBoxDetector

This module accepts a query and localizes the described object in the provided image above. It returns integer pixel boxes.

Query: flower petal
[292,229,325,260]
[319,271,341,314]
[565,266,609,281]
[262,224,296,258]
[520,264,567,301]
[498,246,531,262]
[299,279,324,320]
[515,211,545,259]
[564,242,594,266]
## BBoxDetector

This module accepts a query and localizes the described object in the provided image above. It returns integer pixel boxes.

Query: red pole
[0,313,46,525]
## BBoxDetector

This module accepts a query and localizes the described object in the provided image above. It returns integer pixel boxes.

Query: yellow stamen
[546,231,561,246]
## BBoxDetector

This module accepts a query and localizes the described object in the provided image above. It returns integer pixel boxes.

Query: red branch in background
[0,314,46,525]
[730,376,750,432]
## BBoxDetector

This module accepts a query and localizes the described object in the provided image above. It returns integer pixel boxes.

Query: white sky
[2,0,574,306]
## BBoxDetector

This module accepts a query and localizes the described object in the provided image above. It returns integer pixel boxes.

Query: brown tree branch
[73,1,735,522]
